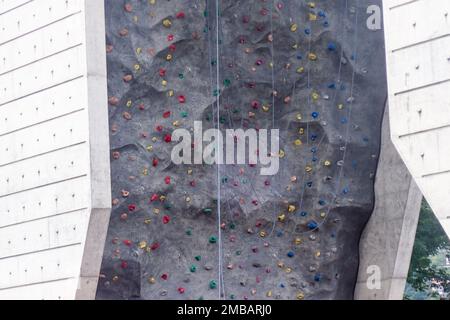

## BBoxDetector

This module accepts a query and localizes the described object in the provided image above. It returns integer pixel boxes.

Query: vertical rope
[214,0,224,300]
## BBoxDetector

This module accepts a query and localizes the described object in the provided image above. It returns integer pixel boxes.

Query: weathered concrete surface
[355,107,422,300]
[0,0,111,300]
[384,0,450,238]
[98,0,387,300]
[76,0,112,300]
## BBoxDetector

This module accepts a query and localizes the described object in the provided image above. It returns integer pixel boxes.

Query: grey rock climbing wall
[97,0,387,300]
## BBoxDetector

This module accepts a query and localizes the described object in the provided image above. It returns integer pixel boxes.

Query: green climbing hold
[209,280,217,290]
[181,111,189,118]
[195,255,202,261]
[223,79,231,87]
[209,236,217,244]
[190,265,197,273]
[186,229,192,236]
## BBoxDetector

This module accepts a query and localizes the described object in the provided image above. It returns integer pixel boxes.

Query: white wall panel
[390,82,450,136]
[0,0,110,300]
[385,0,450,51]
[0,210,86,259]
[0,143,89,196]
[0,244,82,290]
[0,0,31,15]
[0,278,79,300]
[0,111,88,165]
[0,177,89,228]
[0,13,84,74]
[0,46,84,105]
[0,78,86,136]
[0,0,82,44]
[385,0,450,236]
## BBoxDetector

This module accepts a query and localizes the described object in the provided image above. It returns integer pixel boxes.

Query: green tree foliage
[406,200,450,295]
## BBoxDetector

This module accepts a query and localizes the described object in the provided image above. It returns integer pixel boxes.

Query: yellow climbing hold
[290,23,298,32]
[308,53,317,61]
[163,19,172,28]
[312,92,320,100]
[139,241,147,249]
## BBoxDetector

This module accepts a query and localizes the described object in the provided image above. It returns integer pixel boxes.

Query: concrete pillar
[355,106,422,300]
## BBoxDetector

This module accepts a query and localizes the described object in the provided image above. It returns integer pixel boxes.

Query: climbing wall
[98,0,387,300]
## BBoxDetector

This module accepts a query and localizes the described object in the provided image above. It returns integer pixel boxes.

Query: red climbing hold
[163,215,171,224]
[178,95,186,104]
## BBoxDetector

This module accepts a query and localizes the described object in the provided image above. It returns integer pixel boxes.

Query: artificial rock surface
[97,0,387,300]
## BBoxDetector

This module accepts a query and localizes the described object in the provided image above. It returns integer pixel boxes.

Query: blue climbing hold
[327,42,337,51]
[314,273,322,282]
[307,221,318,230]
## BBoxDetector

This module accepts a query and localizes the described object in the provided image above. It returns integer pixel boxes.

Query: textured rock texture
[97,0,387,300]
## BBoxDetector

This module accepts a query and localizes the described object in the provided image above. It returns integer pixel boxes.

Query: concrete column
[355,106,422,300]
